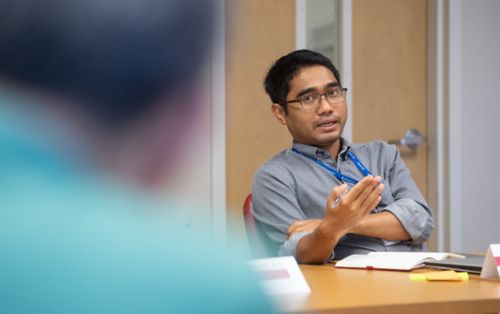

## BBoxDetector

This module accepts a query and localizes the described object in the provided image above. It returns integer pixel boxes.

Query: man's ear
[271,103,287,125]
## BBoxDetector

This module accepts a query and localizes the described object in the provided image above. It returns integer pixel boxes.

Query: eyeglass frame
[281,87,348,112]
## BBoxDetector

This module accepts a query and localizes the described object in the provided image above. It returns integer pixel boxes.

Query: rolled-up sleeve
[381,143,435,244]
[278,231,308,259]
[276,231,335,263]
[384,198,434,244]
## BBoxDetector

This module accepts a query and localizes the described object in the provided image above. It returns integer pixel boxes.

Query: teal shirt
[0,93,274,313]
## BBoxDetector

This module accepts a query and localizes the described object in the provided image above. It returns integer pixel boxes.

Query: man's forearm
[350,211,410,240]
[296,220,345,264]
[295,176,384,263]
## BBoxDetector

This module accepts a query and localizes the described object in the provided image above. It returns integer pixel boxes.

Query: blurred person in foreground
[0,0,273,313]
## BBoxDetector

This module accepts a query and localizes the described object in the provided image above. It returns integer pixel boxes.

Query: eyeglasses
[283,88,348,112]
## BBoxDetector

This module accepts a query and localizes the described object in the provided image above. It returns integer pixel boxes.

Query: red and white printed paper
[480,244,500,279]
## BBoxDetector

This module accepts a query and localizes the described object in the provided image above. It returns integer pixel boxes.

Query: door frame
[296,0,353,141]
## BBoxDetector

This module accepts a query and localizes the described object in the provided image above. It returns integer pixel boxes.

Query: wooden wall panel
[352,0,428,198]
[225,1,296,235]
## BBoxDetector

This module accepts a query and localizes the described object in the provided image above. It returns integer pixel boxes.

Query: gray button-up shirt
[252,139,434,262]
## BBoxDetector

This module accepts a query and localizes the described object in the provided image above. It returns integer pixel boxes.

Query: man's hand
[287,219,322,239]
[294,176,384,264]
[288,176,383,239]
[324,176,384,235]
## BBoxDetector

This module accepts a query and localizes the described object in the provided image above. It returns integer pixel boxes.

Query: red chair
[243,194,273,258]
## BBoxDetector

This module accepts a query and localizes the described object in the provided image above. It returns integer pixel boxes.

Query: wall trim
[448,0,463,252]
[211,0,226,243]
[295,0,307,49]
[342,0,353,141]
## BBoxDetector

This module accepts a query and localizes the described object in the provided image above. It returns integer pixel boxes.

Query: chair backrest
[242,194,273,258]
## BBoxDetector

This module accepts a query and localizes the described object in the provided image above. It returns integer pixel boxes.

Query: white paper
[248,256,310,295]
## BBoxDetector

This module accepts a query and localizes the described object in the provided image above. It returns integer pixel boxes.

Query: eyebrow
[295,81,340,98]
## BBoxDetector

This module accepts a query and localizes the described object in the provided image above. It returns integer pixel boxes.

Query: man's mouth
[316,118,338,128]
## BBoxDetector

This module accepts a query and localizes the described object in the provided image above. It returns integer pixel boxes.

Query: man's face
[272,65,347,150]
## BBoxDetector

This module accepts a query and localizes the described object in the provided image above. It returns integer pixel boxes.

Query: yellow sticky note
[409,270,469,282]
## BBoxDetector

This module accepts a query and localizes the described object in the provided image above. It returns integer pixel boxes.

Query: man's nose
[316,94,334,114]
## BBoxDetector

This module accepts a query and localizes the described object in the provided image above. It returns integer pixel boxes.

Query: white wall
[449,0,500,252]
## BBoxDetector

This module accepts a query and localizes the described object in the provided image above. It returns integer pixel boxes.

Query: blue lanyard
[292,148,372,185]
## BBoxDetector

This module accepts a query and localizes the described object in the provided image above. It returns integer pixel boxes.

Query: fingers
[287,220,304,236]
[288,220,318,234]
[355,176,381,204]
[287,219,322,238]
[359,183,384,214]
[326,176,382,218]
[323,177,383,233]
[345,176,381,207]
[347,176,381,200]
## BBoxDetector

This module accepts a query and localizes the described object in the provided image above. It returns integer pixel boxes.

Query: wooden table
[274,264,500,313]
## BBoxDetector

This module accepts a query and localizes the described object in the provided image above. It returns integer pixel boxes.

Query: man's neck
[321,138,342,160]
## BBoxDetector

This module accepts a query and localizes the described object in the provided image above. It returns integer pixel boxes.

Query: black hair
[0,0,214,125]
[264,49,342,109]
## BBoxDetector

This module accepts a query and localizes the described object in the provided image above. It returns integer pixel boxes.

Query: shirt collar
[291,138,352,160]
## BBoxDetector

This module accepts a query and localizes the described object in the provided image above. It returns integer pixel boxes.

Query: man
[253,49,434,264]
[0,0,272,312]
